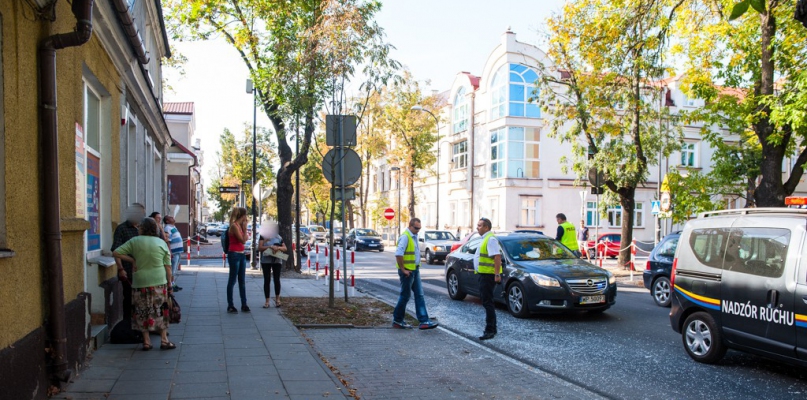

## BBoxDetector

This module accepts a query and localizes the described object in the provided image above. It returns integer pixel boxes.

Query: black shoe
[172,285,183,292]
[227,306,238,314]
[241,306,251,313]
[478,332,496,341]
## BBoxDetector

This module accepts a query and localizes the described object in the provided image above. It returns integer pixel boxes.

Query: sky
[162,0,566,189]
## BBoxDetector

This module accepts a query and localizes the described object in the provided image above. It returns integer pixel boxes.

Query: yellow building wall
[0,0,121,349]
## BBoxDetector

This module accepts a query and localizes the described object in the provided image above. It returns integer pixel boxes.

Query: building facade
[367,30,807,243]
[164,102,203,238]
[0,1,170,397]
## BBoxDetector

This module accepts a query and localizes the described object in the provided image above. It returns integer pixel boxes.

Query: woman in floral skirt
[113,217,176,350]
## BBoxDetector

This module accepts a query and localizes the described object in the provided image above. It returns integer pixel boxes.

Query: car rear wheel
[507,282,530,318]
[425,249,435,265]
[446,269,466,300]
[652,277,672,307]
[682,312,726,364]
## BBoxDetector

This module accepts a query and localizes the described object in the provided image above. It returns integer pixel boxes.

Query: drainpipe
[39,0,94,383]
[468,91,475,230]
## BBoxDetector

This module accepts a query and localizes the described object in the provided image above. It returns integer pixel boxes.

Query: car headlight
[432,246,440,251]
[607,272,616,285]
[529,273,560,287]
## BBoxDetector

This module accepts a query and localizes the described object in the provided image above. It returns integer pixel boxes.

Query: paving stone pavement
[302,328,603,400]
[53,265,349,400]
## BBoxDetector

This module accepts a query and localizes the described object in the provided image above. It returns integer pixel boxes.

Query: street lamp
[411,105,440,229]
[390,166,401,239]
[246,78,258,269]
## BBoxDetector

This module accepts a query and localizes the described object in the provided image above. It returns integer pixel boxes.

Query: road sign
[384,208,395,220]
[322,148,362,186]
[330,187,356,201]
[660,192,672,212]
[651,200,661,215]
[325,115,357,147]
[219,186,239,194]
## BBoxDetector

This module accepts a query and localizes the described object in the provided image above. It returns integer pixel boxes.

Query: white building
[366,29,807,243]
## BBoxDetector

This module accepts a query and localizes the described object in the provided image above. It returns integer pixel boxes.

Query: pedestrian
[109,203,146,343]
[475,218,501,340]
[226,207,250,314]
[112,217,176,351]
[392,218,439,330]
[163,216,184,291]
[578,219,590,260]
[258,222,286,308]
[555,213,581,257]
[149,211,169,244]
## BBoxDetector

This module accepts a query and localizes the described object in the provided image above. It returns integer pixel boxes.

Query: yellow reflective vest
[400,230,418,271]
[560,221,579,251]
[477,233,497,274]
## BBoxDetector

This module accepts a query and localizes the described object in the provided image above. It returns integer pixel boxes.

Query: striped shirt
[165,224,184,254]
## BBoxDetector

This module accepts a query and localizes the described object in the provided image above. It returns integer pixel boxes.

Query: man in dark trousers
[110,203,145,342]
[555,213,581,257]
[392,218,439,330]
[475,218,501,340]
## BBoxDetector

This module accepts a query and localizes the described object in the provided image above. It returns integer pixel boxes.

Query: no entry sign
[384,208,395,220]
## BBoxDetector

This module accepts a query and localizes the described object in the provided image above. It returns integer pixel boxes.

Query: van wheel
[682,312,726,364]
[652,277,672,307]
[507,282,530,318]
[446,269,466,300]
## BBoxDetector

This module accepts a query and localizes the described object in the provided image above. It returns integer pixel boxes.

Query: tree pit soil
[280,297,417,327]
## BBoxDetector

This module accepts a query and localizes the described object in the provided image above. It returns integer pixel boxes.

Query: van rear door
[721,218,796,357]
[795,234,807,360]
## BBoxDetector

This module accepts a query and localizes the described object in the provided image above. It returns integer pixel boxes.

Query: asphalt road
[340,249,807,400]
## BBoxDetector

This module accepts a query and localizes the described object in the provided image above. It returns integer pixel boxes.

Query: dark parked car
[642,231,680,307]
[346,228,384,252]
[444,233,616,317]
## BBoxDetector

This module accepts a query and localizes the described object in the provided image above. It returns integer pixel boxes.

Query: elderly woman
[113,217,176,350]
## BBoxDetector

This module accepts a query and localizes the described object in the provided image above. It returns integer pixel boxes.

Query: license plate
[369,243,378,247]
[580,295,605,304]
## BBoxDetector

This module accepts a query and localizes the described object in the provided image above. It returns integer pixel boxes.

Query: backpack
[221,227,229,253]
[167,294,181,324]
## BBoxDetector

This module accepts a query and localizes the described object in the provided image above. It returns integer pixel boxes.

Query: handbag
[167,293,181,323]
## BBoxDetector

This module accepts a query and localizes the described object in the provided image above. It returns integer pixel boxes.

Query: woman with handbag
[226,207,250,313]
[112,217,176,350]
[258,222,287,308]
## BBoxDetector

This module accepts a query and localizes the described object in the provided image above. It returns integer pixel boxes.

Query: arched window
[453,87,468,133]
[490,64,541,119]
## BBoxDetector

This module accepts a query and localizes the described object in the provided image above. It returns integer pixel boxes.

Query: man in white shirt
[475,218,501,340]
[392,218,438,330]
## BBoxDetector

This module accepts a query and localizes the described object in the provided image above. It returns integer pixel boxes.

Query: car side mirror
[419,238,425,242]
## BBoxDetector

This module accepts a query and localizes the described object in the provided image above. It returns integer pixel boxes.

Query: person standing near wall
[112,204,145,324]
[555,213,581,257]
[163,216,184,291]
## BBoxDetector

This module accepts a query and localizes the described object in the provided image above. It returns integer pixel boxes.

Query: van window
[724,228,790,278]
[689,228,730,268]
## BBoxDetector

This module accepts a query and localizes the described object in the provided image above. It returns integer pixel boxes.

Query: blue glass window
[490,64,541,120]
[453,87,468,133]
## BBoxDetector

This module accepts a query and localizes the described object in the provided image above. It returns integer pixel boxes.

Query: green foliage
[665,169,723,223]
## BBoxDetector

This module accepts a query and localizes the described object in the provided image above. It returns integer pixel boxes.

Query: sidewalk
[53,265,350,400]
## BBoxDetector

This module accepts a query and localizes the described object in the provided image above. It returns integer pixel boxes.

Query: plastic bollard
[222,252,226,269]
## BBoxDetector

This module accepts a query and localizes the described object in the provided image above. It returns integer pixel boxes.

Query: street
[326,248,807,400]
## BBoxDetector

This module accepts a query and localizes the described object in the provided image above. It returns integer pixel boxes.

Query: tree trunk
[407,164,416,221]
[618,188,636,269]
[745,176,757,208]
[277,168,299,272]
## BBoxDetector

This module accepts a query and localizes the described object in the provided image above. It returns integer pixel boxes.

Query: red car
[586,233,621,258]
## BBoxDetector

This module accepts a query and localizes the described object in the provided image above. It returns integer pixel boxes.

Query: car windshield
[425,231,457,241]
[356,229,379,236]
[504,238,578,260]
[299,227,310,234]
[309,226,325,232]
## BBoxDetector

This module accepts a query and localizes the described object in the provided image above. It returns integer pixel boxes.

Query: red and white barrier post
[350,250,356,296]
[335,250,341,291]
[196,240,200,257]
[324,247,329,286]
[222,252,226,268]
[630,240,637,281]
[186,237,191,269]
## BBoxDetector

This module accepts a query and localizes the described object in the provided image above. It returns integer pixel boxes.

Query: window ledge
[676,165,702,171]
[0,249,16,259]
[88,255,116,268]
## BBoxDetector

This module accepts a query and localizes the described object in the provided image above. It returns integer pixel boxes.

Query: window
[460,201,470,226]
[453,87,468,133]
[586,201,600,227]
[490,127,540,179]
[689,228,730,269]
[452,141,468,169]
[84,85,101,152]
[680,142,697,167]
[635,203,645,228]
[153,151,161,214]
[490,129,505,178]
[449,202,457,227]
[489,198,498,227]
[520,197,541,227]
[724,228,790,278]
[490,64,541,120]
[127,115,137,205]
[683,94,696,107]
[656,237,679,257]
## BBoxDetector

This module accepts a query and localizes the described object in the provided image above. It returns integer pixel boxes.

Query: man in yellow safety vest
[555,213,581,257]
[475,218,501,340]
[393,218,439,330]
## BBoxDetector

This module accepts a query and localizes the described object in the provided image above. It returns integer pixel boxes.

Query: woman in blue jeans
[226,207,249,313]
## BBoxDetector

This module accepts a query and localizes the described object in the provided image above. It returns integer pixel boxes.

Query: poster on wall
[167,175,190,205]
[75,123,86,219]
[86,152,101,251]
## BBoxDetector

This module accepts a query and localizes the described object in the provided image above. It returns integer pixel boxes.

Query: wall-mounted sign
[86,153,101,251]
[75,123,86,219]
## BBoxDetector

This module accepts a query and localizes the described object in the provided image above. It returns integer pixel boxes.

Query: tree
[675,0,807,206]
[539,0,684,267]
[380,71,443,221]
[353,91,389,227]
[166,0,393,275]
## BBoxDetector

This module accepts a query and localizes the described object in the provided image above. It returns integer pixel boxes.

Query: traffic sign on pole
[219,186,239,194]
[384,208,395,220]
[651,200,661,215]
